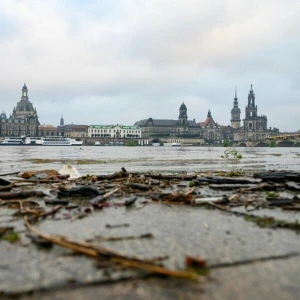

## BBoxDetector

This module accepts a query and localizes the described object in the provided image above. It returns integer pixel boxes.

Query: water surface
[0,146,299,175]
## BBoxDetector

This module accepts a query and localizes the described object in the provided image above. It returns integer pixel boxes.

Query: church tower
[243,84,258,130]
[60,114,64,126]
[178,102,188,125]
[231,88,241,129]
[245,84,257,119]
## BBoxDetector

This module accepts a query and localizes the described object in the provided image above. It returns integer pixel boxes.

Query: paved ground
[0,201,299,299]
[0,169,300,299]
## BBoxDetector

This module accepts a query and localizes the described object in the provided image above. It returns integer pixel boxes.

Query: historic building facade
[38,125,58,137]
[57,124,89,138]
[88,125,141,138]
[0,84,40,136]
[198,110,222,143]
[230,85,279,142]
[134,103,201,139]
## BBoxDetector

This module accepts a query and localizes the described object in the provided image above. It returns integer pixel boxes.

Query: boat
[1,136,84,146]
[24,137,43,145]
[163,142,182,147]
[42,137,84,146]
[1,137,25,145]
[70,138,84,146]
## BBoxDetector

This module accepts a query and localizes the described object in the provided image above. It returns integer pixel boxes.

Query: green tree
[223,138,231,147]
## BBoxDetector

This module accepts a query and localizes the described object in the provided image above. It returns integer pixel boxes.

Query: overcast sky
[0,0,299,131]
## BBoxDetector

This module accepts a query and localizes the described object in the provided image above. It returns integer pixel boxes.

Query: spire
[22,83,28,91]
[60,114,64,126]
[233,87,238,108]
[250,83,253,93]
[234,87,238,100]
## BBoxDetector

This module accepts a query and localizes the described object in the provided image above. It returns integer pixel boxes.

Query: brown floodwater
[0,146,299,175]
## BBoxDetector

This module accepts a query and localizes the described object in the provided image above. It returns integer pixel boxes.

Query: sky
[0,0,299,131]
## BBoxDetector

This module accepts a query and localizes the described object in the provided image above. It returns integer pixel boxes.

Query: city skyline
[0,1,299,131]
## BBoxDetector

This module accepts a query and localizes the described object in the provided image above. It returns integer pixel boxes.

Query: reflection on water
[0,146,299,175]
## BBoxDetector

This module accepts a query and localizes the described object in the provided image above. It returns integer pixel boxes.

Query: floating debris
[59,164,81,179]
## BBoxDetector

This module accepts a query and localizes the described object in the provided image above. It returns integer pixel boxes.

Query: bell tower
[243,84,259,131]
[178,102,188,125]
[231,88,241,129]
[245,84,257,119]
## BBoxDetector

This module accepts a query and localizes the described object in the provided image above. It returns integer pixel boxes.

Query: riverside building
[0,84,40,136]
[230,85,279,142]
[134,103,202,139]
[88,125,141,138]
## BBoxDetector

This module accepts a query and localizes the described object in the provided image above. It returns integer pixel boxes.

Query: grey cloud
[0,0,299,131]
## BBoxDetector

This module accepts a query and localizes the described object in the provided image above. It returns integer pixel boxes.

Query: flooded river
[0,146,299,175]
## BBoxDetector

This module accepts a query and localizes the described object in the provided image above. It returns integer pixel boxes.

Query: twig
[209,252,300,269]
[0,172,20,176]
[103,188,120,199]
[0,191,46,200]
[94,233,153,242]
[24,218,198,280]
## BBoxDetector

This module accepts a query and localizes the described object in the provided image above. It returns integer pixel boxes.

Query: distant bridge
[234,133,300,147]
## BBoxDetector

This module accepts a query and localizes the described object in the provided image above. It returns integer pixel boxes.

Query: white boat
[24,137,43,145]
[1,136,84,146]
[70,138,84,146]
[1,137,25,145]
[41,137,72,146]
[163,142,182,147]
[41,137,83,146]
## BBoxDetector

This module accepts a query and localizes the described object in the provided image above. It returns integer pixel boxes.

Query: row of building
[0,84,279,144]
[134,85,279,143]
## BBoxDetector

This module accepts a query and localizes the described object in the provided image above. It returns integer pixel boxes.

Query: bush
[126,140,138,147]
[223,138,232,147]
[269,140,276,147]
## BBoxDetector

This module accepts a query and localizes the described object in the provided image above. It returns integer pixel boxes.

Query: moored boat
[0,136,84,146]
[24,137,43,145]
[1,137,25,145]
[172,142,182,147]
[41,137,72,146]
[70,138,84,146]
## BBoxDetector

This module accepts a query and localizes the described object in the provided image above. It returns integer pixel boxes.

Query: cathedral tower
[231,88,241,129]
[178,102,188,125]
[244,84,258,130]
[245,84,257,120]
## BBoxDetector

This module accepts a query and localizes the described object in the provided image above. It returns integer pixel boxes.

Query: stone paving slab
[15,257,300,300]
[0,203,299,296]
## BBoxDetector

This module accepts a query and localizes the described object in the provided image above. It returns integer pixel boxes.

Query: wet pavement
[0,168,299,299]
